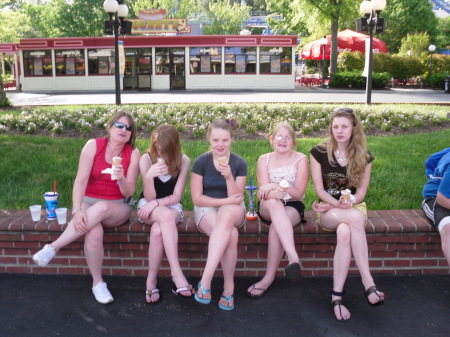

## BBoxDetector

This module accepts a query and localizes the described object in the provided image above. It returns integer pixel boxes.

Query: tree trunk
[329,15,340,81]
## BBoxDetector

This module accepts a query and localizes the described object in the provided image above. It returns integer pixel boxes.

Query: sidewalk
[6,86,450,106]
[1,273,449,337]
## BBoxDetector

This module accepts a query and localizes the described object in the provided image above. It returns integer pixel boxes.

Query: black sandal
[364,285,384,306]
[331,290,350,322]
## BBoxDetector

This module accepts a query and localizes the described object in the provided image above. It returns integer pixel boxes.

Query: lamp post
[321,36,327,88]
[360,0,386,105]
[428,44,436,77]
[103,0,129,106]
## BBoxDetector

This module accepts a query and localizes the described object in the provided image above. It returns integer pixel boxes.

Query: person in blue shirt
[422,147,450,267]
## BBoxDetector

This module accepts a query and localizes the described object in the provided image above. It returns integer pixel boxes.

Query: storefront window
[23,50,52,76]
[224,47,256,74]
[124,48,152,76]
[88,49,115,75]
[190,47,222,74]
[259,47,292,74]
[155,48,169,74]
[55,49,85,76]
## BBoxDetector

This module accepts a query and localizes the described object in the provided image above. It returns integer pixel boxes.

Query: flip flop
[172,284,195,298]
[194,282,211,304]
[285,262,301,282]
[364,285,385,306]
[218,294,234,311]
[245,283,268,299]
[332,299,351,322]
[145,288,160,304]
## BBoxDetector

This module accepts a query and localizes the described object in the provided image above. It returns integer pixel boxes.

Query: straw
[53,180,57,194]
[250,177,255,216]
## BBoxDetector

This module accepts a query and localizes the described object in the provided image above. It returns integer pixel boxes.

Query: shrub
[428,73,449,90]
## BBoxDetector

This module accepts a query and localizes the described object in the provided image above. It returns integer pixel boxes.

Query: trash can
[445,76,450,94]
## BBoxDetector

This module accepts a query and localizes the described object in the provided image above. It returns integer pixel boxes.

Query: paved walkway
[6,86,450,105]
[1,273,449,337]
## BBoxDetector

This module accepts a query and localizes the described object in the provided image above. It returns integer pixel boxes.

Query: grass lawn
[1,128,448,211]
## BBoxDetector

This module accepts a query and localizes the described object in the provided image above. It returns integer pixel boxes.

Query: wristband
[350,194,356,204]
[117,176,126,186]
[72,208,82,215]
[155,199,159,206]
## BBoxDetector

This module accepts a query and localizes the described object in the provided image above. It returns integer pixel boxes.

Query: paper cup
[29,205,42,222]
[43,192,58,220]
[55,208,67,225]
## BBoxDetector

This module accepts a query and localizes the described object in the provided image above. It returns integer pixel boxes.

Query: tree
[398,32,432,58]
[290,0,360,80]
[132,0,199,19]
[265,0,307,35]
[203,0,250,35]
[0,9,38,42]
[381,0,439,53]
[436,16,450,49]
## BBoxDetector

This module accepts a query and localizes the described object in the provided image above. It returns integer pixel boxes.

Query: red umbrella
[300,29,387,60]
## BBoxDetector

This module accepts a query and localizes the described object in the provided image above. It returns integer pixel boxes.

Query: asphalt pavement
[5,85,450,106]
[1,273,449,337]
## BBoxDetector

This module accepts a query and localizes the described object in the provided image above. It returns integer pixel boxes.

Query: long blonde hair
[146,124,182,176]
[319,108,370,187]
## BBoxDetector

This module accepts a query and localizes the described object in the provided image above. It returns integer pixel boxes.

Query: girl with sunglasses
[137,124,194,303]
[246,122,309,299]
[310,107,385,321]
[32,111,140,304]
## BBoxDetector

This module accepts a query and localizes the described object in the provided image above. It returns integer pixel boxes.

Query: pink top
[85,137,132,200]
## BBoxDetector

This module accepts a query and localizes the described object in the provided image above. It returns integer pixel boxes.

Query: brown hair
[207,119,234,139]
[106,110,137,149]
[319,108,370,187]
[146,124,182,176]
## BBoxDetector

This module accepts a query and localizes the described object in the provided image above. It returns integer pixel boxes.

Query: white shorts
[137,198,184,223]
[193,202,245,233]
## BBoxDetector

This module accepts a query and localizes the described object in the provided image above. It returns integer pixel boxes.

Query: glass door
[170,48,185,90]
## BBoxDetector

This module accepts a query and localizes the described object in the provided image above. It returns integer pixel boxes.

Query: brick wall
[0,209,448,277]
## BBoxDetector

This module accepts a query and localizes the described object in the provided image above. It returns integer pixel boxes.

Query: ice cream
[218,157,228,165]
[341,189,351,204]
[112,157,122,166]
[279,180,289,191]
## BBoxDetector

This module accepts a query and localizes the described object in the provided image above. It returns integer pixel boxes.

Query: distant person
[246,122,308,299]
[191,119,247,311]
[137,124,194,303]
[32,111,140,304]
[422,147,450,267]
[310,107,385,321]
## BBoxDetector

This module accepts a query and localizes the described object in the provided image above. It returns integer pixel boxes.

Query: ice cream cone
[341,189,351,204]
[279,180,289,191]
[218,157,227,165]
[112,157,122,166]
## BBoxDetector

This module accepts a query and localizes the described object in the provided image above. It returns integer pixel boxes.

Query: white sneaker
[92,282,114,304]
[32,244,56,267]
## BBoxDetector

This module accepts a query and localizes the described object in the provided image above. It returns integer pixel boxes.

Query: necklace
[335,151,347,162]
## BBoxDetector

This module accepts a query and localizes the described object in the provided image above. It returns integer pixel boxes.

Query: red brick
[383,260,411,267]
[411,259,438,267]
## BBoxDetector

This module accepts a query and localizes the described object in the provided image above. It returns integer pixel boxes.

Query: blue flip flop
[218,294,234,311]
[194,282,211,304]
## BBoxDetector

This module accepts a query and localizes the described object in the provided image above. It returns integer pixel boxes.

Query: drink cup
[29,205,42,222]
[55,208,67,225]
[43,192,58,220]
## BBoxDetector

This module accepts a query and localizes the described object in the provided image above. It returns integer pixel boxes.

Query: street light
[103,0,129,106]
[428,44,436,77]
[360,0,386,105]
[321,36,327,88]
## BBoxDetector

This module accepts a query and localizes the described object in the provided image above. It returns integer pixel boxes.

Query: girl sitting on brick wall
[310,107,385,321]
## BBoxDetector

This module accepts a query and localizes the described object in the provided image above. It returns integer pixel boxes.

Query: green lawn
[1,128,448,211]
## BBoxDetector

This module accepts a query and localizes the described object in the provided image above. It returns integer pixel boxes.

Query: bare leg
[218,227,238,308]
[146,223,163,303]
[440,224,450,267]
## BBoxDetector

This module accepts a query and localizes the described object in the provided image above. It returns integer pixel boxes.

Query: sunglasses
[333,107,354,114]
[113,121,133,132]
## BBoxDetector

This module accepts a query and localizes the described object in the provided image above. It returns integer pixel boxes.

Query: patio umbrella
[300,29,387,60]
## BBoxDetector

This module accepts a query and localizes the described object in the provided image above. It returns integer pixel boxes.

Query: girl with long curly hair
[310,107,385,321]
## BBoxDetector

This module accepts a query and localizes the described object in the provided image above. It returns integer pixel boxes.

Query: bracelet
[72,207,82,215]
[155,199,159,206]
[117,176,126,186]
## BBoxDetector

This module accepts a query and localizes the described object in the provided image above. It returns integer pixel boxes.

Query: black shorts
[422,197,450,230]
[257,200,306,224]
